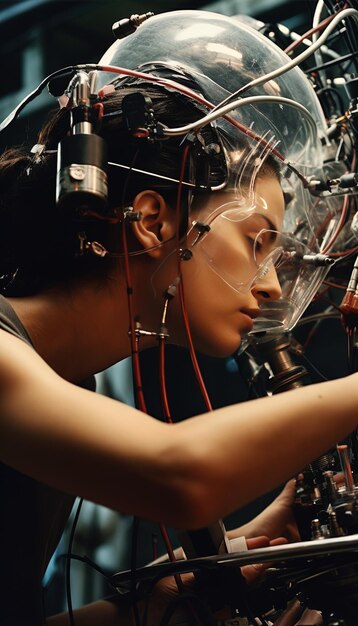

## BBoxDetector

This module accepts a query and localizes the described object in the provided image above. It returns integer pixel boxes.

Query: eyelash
[247,233,264,251]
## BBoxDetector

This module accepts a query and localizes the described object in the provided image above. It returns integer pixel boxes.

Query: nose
[251,264,282,302]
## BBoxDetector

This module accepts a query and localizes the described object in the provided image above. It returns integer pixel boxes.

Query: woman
[0,10,356,626]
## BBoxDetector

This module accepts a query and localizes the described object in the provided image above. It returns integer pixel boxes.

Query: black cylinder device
[56,71,108,213]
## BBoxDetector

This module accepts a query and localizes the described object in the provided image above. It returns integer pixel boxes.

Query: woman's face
[166,174,285,357]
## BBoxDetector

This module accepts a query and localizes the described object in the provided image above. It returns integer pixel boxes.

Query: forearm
[176,374,358,524]
[2,330,358,529]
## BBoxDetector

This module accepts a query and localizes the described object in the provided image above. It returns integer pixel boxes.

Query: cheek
[181,239,252,303]
[177,256,249,357]
[192,228,256,293]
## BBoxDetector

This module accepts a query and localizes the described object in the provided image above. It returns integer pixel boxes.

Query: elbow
[159,435,225,530]
[169,485,222,531]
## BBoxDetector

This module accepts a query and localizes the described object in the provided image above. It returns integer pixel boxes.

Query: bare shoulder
[0,327,57,389]
[0,327,178,519]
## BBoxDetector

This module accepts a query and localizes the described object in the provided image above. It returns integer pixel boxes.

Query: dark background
[0,0,318,148]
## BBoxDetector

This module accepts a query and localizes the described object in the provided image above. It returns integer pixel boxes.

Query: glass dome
[97,10,335,333]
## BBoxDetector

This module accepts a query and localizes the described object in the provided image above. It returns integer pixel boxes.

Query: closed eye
[252,229,277,262]
[246,233,263,254]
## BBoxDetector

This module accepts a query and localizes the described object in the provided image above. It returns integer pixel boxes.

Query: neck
[7,276,138,382]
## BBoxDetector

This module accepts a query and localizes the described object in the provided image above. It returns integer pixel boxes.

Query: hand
[241,534,289,584]
[226,480,300,585]
[228,479,300,544]
[142,483,301,624]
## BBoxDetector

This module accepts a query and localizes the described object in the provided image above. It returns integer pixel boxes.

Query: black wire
[341,14,358,74]
[0,65,83,133]
[347,328,358,373]
[321,0,335,12]
[65,498,83,626]
[131,517,142,626]
[296,311,340,325]
[317,86,346,116]
[305,50,358,73]
[59,552,111,579]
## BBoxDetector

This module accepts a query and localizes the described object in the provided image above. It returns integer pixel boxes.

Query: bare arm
[1,328,357,529]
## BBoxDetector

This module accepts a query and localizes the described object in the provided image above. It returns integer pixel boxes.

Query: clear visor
[187,207,331,332]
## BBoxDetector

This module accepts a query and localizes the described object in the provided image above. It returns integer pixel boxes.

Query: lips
[240,308,260,320]
[239,308,260,332]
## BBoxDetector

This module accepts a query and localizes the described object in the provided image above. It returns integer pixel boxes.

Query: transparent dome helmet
[97,10,335,335]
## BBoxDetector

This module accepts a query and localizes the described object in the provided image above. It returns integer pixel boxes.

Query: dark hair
[0,85,281,296]
[0,86,206,296]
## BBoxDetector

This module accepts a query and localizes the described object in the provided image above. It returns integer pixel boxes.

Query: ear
[131,190,176,258]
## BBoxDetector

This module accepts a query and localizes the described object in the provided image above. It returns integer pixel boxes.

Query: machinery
[2,2,358,624]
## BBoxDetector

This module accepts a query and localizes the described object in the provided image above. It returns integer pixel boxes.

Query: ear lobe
[131,190,175,257]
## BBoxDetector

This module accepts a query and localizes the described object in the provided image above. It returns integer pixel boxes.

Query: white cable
[212,8,358,111]
[313,0,326,34]
[108,161,196,187]
[246,8,358,89]
[162,95,315,137]
[313,0,328,86]
[277,23,339,60]
[289,33,340,60]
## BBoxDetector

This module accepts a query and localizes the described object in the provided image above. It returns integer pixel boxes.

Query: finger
[243,540,290,584]
[246,535,270,549]
[269,536,289,546]
[241,562,267,584]
[278,478,297,504]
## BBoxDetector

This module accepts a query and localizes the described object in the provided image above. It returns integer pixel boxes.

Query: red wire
[158,523,185,593]
[178,284,213,412]
[112,68,242,623]
[148,157,214,611]
[120,174,199,603]
[93,101,104,121]
[322,280,347,290]
[159,520,206,625]
[330,246,358,257]
[174,146,213,413]
[314,292,342,310]
[322,193,350,253]
[159,337,173,423]
[307,198,333,251]
[284,13,337,55]
[158,344,204,613]
[121,216,188,603]
[121,218,147,413]
[97,64,306,180]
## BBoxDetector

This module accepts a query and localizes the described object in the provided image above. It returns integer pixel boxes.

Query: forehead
[193,174,285,231]
[254,175,285,230]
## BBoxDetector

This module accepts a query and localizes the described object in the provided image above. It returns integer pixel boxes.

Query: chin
[196,332,243,359]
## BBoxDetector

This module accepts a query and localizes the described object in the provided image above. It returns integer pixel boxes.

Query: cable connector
[306,177,330,192]
[180,248,193,261]
[30,143,46,163]
[328,173,358,189]
[308,173,358,194]
[193,220,211,234]
[112,13,154,40]
[123,206,142,222]
[301,253,335,266]
[122,92,166,141]
[165,278,180,300]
